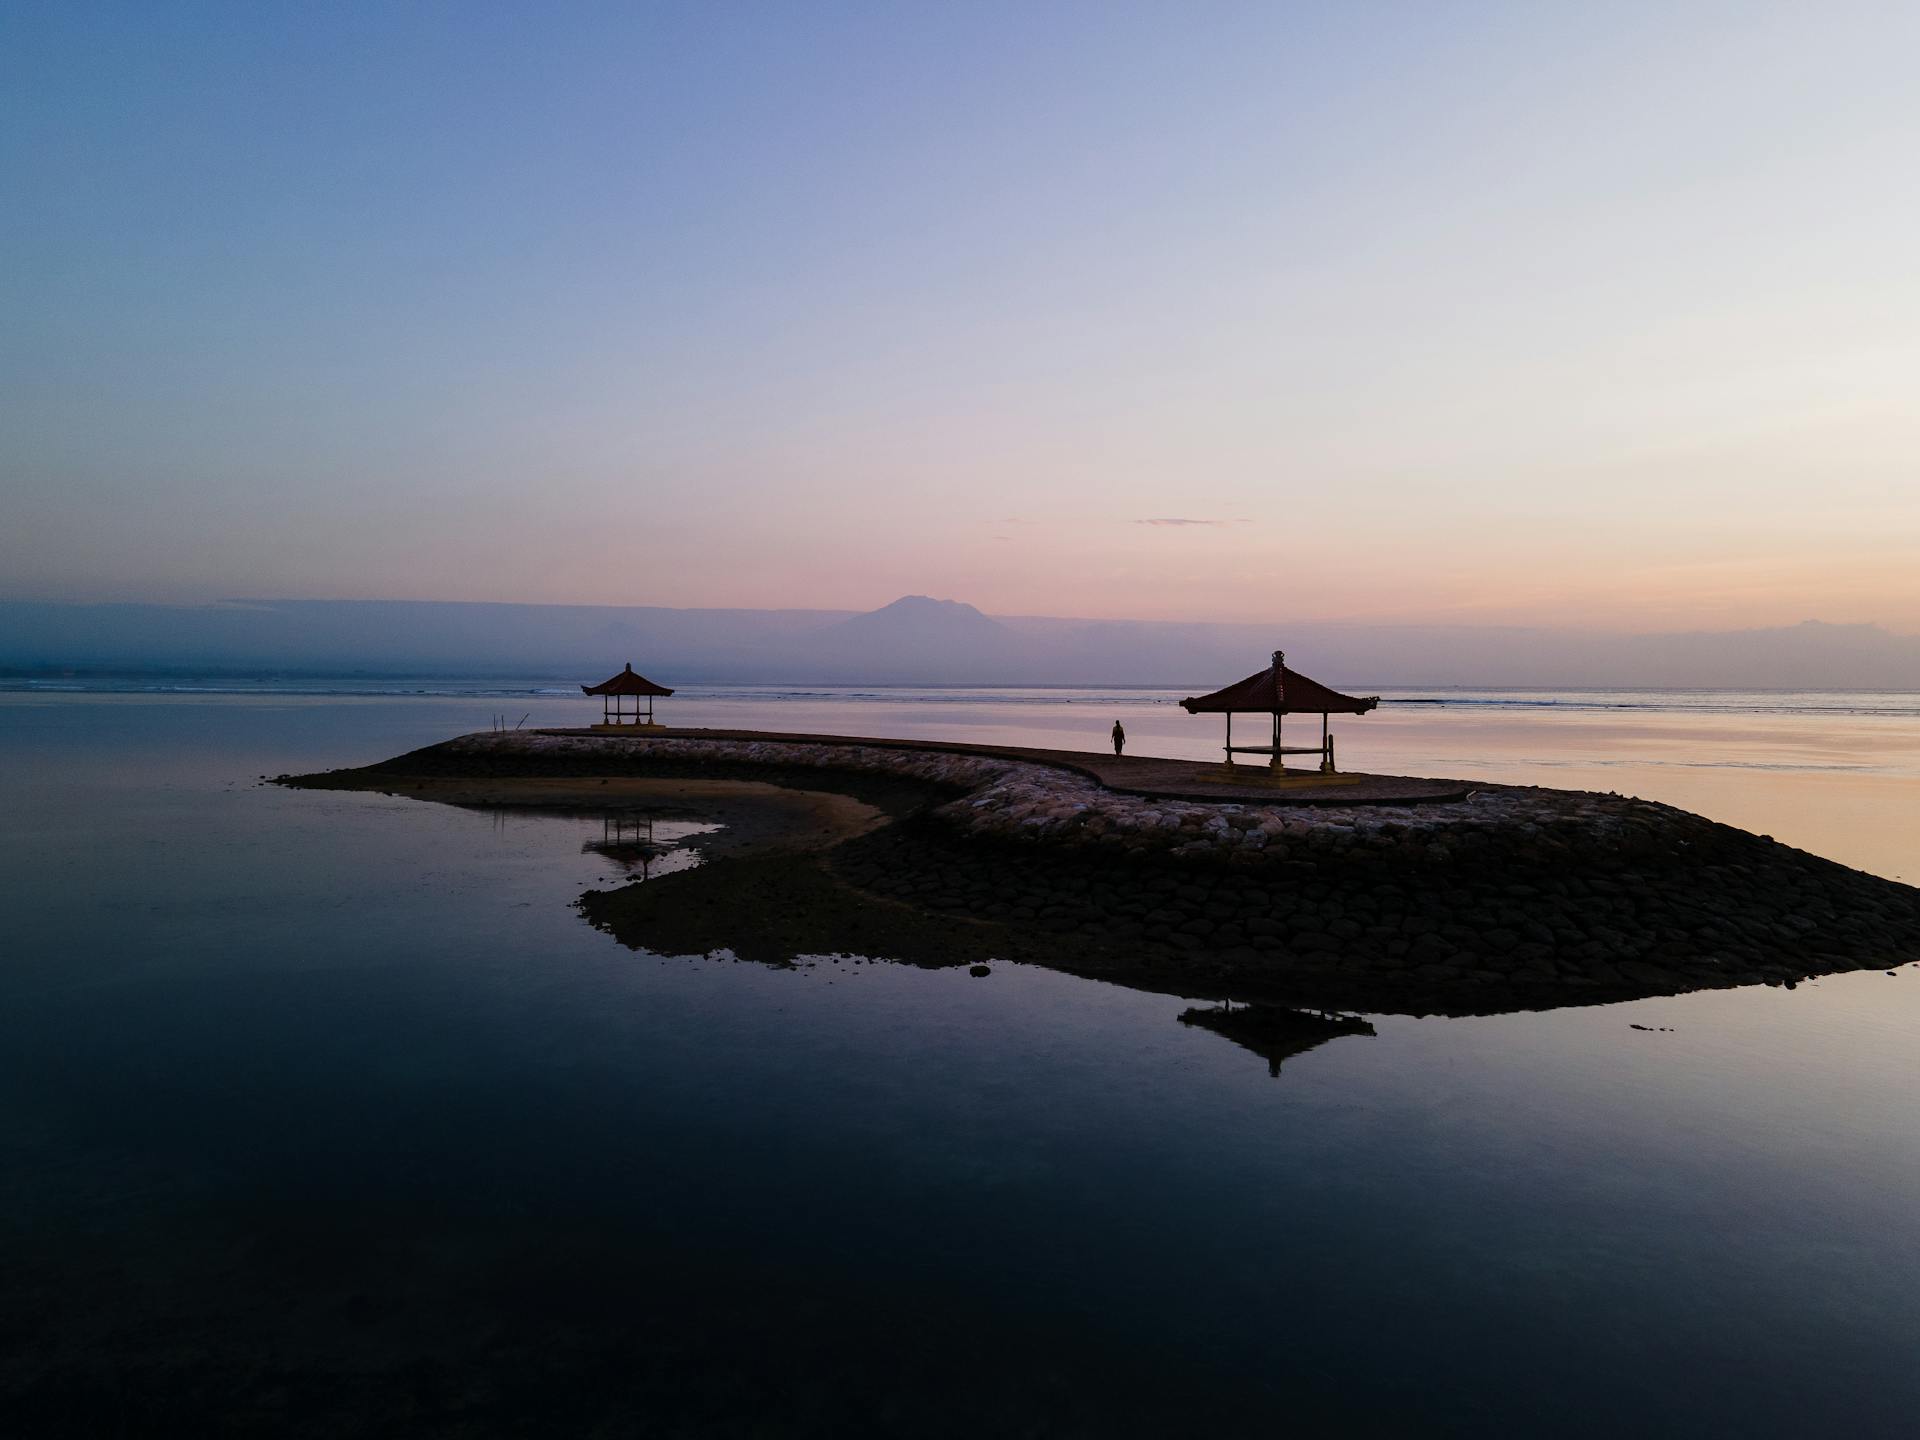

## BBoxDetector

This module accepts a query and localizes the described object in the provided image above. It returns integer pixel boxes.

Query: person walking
[1111,720,1126,756]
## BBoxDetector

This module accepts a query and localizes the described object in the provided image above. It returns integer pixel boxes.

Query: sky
[5,1,1918,631]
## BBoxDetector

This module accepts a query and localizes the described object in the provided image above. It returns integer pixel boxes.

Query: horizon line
[0,594,1913,640]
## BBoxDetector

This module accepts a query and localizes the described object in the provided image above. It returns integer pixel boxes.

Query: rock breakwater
[287,729,1920,1014]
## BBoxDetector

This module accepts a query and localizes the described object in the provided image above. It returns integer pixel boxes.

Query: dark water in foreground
[3,695,1919,1435]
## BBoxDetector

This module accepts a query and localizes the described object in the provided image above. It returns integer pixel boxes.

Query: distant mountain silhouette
[2,596,1917,689]
[803,596,1022,682]
[825,594,1004,642]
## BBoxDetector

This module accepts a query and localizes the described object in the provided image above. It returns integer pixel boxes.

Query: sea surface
[3,683,1918,1435]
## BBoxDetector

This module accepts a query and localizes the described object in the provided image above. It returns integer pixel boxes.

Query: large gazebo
[1181,651,1378,774]
[581,663,674,729]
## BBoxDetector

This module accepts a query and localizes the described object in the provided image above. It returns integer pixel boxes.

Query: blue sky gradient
[6,2,1917,627]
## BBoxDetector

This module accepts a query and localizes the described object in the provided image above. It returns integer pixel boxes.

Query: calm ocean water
[3,684,1918,1435]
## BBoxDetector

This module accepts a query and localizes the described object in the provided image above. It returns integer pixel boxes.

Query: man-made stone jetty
[285,728,1920,1015]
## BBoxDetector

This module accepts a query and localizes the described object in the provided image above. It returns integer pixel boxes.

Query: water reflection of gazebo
[1178,1003,1376,1077]
[1181,650,1378,773]
[584,815,667,878]
[582,663,673,729]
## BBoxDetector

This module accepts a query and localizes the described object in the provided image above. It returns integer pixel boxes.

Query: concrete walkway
[548,726,1474,806]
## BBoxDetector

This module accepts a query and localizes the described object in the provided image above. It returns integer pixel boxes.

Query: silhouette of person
[1111,720,1126,756]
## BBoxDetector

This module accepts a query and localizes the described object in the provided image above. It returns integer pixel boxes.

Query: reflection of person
[1111,720,1126,756]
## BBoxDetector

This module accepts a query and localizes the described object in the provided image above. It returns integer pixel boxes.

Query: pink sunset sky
[6,3,1917,633]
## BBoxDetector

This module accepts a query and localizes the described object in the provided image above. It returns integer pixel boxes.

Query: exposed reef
[282,729,1920,1015]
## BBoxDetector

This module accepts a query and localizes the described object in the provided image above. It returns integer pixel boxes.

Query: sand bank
[310,773,887,857]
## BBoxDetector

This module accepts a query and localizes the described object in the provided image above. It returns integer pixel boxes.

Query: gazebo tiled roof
[1180,655,1377,715]
[582,664,674,698]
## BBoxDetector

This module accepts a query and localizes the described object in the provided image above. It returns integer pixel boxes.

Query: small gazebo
[1181,651,1378,774]
[581,663,674,729]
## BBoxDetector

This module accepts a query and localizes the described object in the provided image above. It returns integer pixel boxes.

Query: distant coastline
[13,672,1920,718]
[5,595,1918,690]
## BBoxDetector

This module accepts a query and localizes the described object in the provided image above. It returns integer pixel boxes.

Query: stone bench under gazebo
[582,663,674,730]
[1181,651,1378,774]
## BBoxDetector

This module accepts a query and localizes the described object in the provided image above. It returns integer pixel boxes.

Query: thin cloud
[1137,517,1226,527]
